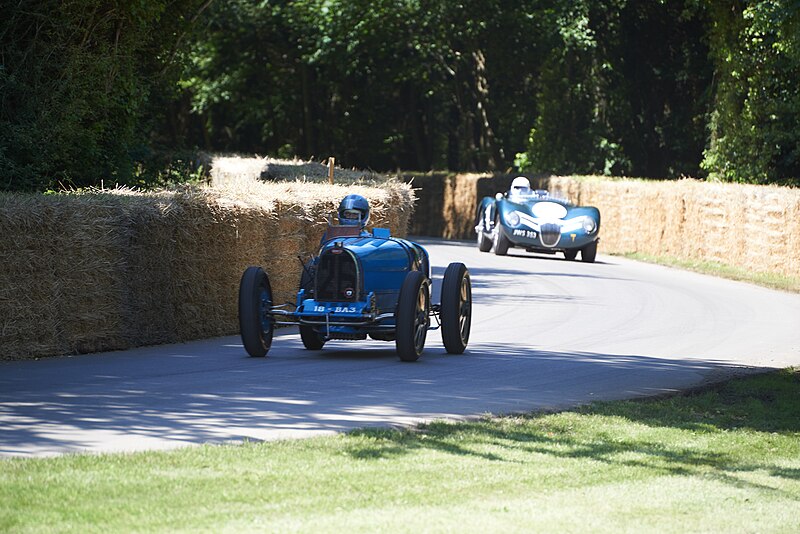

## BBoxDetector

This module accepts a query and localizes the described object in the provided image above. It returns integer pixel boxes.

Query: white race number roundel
[530,202,568,220]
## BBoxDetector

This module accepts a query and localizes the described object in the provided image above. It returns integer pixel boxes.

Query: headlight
[505,211,520,227]
[582,217,597,234]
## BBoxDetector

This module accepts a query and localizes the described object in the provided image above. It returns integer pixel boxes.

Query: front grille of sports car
[540,223,561,247]
[316,249,360,301]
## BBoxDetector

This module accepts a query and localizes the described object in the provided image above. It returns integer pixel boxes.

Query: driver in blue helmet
[318,194,371,245]
[337,194,370,228]
[300,195,370,290]
[305,194,373,290]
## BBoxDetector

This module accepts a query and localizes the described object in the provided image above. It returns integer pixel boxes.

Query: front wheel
[477,208,493,252]
[477,230,492,252]
[441,263,471,354]
[564,249,578,261]
[238,267,274,357]
[299,324,325,350]
[395,271,430,362]
[581,240,598,263]
[492,224,510,256]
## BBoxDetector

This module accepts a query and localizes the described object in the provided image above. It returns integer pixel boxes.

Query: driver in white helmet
[509,176,532,198]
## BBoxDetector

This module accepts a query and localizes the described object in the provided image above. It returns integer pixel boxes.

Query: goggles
[342,209,363,220]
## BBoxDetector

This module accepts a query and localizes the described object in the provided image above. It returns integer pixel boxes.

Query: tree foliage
[1,0,798,191]
[521,0,713,178]
[177,0,551,172]
[702,0,800,184]
[178,0,717,178]
[0,0,210,191]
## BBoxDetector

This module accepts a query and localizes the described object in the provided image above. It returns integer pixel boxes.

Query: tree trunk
[301,64,315,157]
[472,49,502,169]
[404,85,430,171]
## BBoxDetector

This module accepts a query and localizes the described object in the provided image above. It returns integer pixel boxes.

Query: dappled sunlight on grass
[2,369,798,532]
[340,368,800,496]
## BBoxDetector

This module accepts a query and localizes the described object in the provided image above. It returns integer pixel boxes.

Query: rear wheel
[581,240,598,263]
[299,324,325,350]
[395,271,430,362]
[441,263,471,354]
[238,267,274,357]
[564,249,578,261]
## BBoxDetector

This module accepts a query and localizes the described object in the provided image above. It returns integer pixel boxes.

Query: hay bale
[545,176,800,278]
[0,193,131,359]
[408,172,799,278]
[0,165,415,361]
[210,155,393,187]
[0,194,63,358]
[119,194,182,346]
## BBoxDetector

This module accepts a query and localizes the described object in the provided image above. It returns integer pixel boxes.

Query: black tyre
[395,270,430,362]
[477,208,493,252]
[441,262,472,354]
[238,266,274,357]
[477,230,492,252]
[564,249,578,261]
[581,240,598,263]
[299,324,325,350]
[492,225,510,256]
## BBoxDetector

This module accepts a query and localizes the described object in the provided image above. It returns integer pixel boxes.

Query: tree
[519,0,712,178]
[178,0,557,171]
[702,0,800,184]
[0,0,211,191]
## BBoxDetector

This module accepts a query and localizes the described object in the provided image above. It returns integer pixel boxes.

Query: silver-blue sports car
[475,177,601,262]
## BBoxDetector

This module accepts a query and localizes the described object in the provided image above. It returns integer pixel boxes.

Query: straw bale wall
[408,173,800,278]
[0,177,413,361]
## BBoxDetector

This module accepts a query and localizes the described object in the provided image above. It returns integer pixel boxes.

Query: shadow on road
[428,264,632,306]
[0,336,765,457]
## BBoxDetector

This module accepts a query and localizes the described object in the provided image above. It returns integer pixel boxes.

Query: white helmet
[510,176,531,195]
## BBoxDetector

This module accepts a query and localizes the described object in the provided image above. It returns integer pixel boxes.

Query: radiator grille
[316,250,359,301]
[540,223,561,247]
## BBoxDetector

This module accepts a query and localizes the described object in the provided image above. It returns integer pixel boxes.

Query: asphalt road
[3,237,800,457]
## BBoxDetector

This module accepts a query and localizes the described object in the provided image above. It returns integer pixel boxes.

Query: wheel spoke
[414,315,426,346]
[259,287,272,334]
[412,286,428,350]
[459,277,470,341]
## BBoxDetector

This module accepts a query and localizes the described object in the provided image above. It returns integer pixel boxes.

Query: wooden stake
[328,157,335,185]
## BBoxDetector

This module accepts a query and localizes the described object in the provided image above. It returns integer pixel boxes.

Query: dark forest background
[1,0,798,192]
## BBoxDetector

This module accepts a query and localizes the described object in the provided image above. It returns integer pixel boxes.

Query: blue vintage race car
[238,220,472,362]
[475,178,601,262]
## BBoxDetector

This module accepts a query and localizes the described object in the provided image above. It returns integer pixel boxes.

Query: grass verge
[620,252,800,293]
[2,369,799,533]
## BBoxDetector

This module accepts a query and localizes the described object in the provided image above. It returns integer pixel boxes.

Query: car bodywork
[289,231,429,340]
[239,225,471,361]
[475,189,601,262]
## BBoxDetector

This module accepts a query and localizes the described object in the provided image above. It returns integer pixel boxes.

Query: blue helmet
[338,194,370,227]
